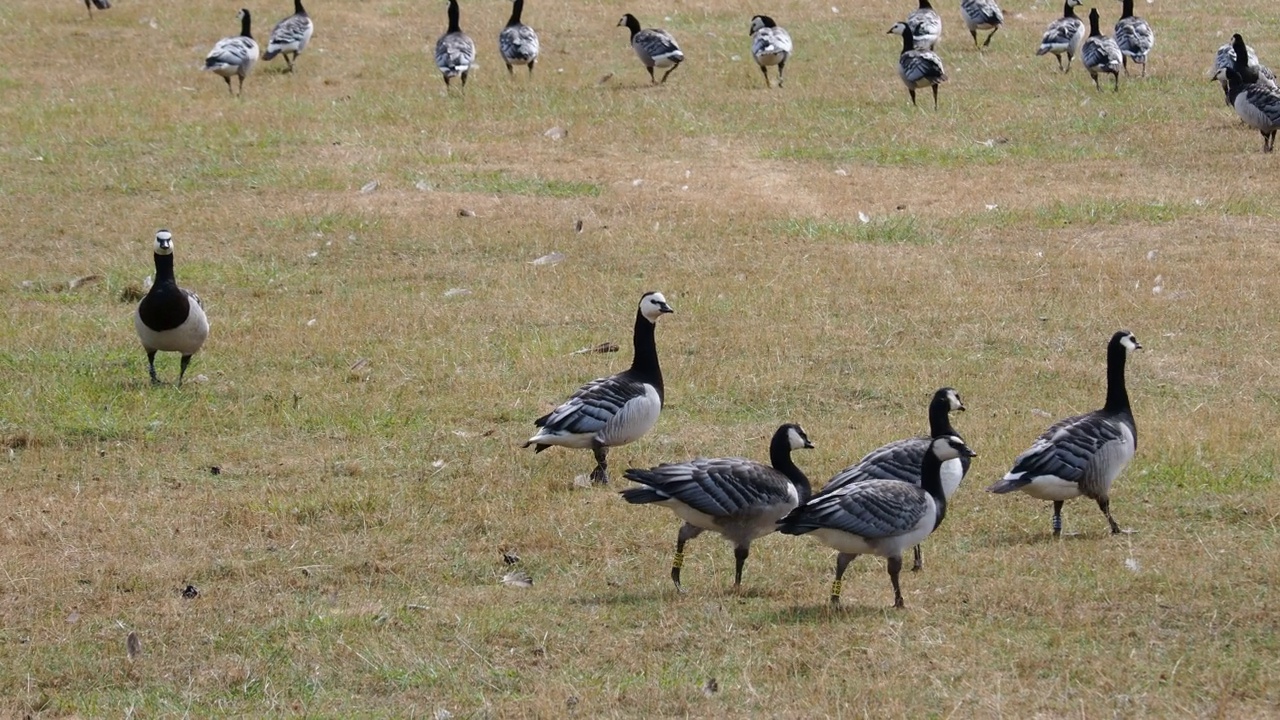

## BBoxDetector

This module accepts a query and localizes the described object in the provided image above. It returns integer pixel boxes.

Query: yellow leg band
[672,551,684,569]
[831,580,842,596]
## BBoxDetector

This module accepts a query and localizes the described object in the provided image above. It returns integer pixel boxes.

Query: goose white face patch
[889,21,909,36]
[154,230,174,255]
[946,389,963,411]
[1120,333,1141,352]
[639,292,673,322]
[786,425,810,450]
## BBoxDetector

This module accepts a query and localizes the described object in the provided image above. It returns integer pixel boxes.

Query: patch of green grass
[775,215,930,244]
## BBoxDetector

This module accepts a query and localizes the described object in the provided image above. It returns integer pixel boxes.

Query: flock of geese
[81,0,1280,151]
[134,234,1140,608]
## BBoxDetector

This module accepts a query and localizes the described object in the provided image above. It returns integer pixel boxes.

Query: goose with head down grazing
[780,434,976,608]
[622,423,814,592]
[889,22,947,109]
[134,231,210,387]
[749,15,793,88]
[1037,0,1086,72]
[525,292,674,484]
[988,330,1142,537]
[618,13,684,84]
[203,9,260,97]
[436,0,476,88]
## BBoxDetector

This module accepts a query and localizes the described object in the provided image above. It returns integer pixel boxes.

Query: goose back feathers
[264,0,314,72]
[1113,0,1154,76]
[204,9,260,96]
[1037,0,1086,72]
[889,22,947,109]
[525,292,674,484]
[749,15,792,88]
[618,13,684,84]
[905,0,942,51]
[960,0,1003,47]
[499,0,539,75]
[436,0,477,87]
[987,330,1141,536]
[134,230,210,386]
[1081,8,1123,91]
[623,423,814,591]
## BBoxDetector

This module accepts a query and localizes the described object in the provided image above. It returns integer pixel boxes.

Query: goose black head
[930,435,976,461]
[154,230,174,255]
[617,14,641,32]
[638,291,674,323]
[1113,329,1142,353]
[779,423,815,451]
[750,15,777,35]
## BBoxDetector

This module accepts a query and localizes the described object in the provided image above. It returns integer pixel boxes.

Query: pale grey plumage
[749,15,792,88]
[1082,9,1122,91]
[264,0,314,72]
[436,0,476,88]
[1037,0,1086,72]
[204,9,260,97]
[960,0,1003,47]
[889,22,947,109]
[618,13,684,84]
[905,0,942,51]
[499,0,539,75]
[1113,0,1154,76]
[1217,67,1280,152]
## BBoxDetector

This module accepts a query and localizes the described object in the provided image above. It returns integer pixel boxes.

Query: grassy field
[2,0,1280,716]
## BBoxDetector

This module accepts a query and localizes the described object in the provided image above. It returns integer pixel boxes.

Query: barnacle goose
[617,13,684,84]
[524,292,674,485]
[204,9,260,97]
[987,331,1141,536]
[84,0,110,19]
[1081,9,1123,92]
[499,0,539,76]
[820,387,970,571]
[780,435,976,608]
[622,424,814,592]
[889,22,948,109]
[134,231,209,387]
[1216,67,1280,152]
[1037,0,1086,72]
[905,0,943,51]
[435,0,476,88]
[749,15,792,88]
[263,0,314,73]
[1113,0,1154,77]
[959,0,1003,48]
[1212,34,1278,106]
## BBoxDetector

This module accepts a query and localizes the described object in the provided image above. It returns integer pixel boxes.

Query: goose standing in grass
[134,231,209,387]
[499,0,539,76]
[204,9,260,97]
[622,424,814,592]
[263,0,314,73]
[1212,34,1277,106]
[820,387,971,571]
[84,0,110,19]
[780,435,976,608]
[987,331,1141,536]
[888,22,947,109]
[905,0,943,51]
[617,13,684,85]
[959,0,1003,48]
[524,292,674,485]
[1081,8,1123,92]
[1216,67,1280,152]
[1037,0,1086,72]
[435,0,476,88]
[1113,0,1154,77]
[749,15,792,88]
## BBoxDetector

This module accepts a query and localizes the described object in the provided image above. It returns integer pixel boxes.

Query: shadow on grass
[749,601,898,625]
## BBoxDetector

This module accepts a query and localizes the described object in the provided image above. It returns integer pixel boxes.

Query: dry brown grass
[2,0,1279,716]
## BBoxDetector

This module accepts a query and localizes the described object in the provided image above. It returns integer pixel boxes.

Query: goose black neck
[757,15,776,28]
[927,396,956,437]
[769,435,812,504]
[294,0,306,14]
[1088,12,1101,37]
[919,0,933,8]
[630,308,663,397]
[1119,0,1135,18]
[447,0,461,33]
[153,252,176,285]
[623,16,641,38]
[1063,1,1077,19]
[240,11,253,38]
[1104,340,1131,414]
[920,450,948,524]
[899,28,915,53]
[506,0,523,26]
[1232,38,1253,77]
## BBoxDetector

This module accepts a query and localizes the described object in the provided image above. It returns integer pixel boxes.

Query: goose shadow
[569,584,783,607]
[748,602,900,626]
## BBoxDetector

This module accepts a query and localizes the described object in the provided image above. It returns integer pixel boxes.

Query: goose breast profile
[84,0,110,19]
[499,0,539,76]
[1112,0,1154,77]
[1081,8,1123,92]
[524,292,674,484]
[622,424,814,592]
[134,231,210,387]
[905,0,943,51]
[617,13,684,85]
[749,15,792,88]
[960,0,1004,48]
[1216,67,1280,152]
[889,22,947,109]
[821,387,971,571]
[780,435,976,608]
[435,0,476,88]
[987,330,1141,537]
[1037,0,1086,73]
[204,9,260,97]
[263,0,314,73]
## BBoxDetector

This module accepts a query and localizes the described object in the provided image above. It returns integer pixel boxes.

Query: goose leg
[983,27,998,47]
[1056,54,1065,72]
[1052,500,1064,536]
[830,552,856,605]
[659,65,678,84]
[759,64,770,88]
[285,54,296,72]
[178,355,194,387]
[223,76,234,96]
[1097,497,1121,534]
[1112,73,1119,92]
[1122,56,1129,76]
[888,556,906,608]
[1065,53,1073,73]
[443,74,451,88]
[970,30,979,47]
[777,59,786,87]
[239,75,247,97]
[908,88,917,107]
[670,523,703,591]
[733,546,749,589]
[506,63,514,76]
[931,83,939,110]
[146,350,160,385]
[528,60,536,76]
[588,446,609,484]
[1140,60,1147,78]
[461,71,468,88]
[911,545,923,572]
[646,66,656,84]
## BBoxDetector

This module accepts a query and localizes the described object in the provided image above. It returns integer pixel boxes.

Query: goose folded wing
[206,38,254,67]
[1006,414,1128,483]
[625,458,792,517]
[822,437,926,493]
[1041,18,1079,46]
[270,16,313,47]
[1241,85,1280,124]
[783,481,927,536]
[902,52,945,83]
[636,29,681,59]
[753,28,791,56]
[501,26,539,60]
[535,375,648,433]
